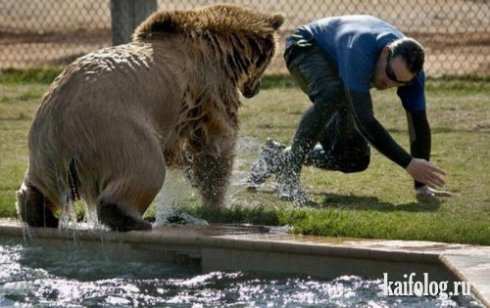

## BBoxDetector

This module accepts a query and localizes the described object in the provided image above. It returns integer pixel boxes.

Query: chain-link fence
[1,0,490,77]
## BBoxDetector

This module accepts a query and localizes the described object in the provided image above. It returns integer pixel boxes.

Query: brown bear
[16,4,284,231]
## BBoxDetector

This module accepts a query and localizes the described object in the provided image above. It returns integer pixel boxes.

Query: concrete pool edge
[0,218,488,307]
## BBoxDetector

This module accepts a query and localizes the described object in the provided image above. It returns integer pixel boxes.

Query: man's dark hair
[389,38,425,74]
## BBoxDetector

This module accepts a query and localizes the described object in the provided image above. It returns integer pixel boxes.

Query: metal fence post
[110,0,158,46]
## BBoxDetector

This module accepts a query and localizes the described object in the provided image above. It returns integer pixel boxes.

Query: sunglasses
[385,49,413,85]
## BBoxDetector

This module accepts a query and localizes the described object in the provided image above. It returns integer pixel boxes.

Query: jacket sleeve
[406,110,431,188]
[345,89,412,168]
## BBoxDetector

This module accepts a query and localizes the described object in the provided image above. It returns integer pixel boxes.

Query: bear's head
[133,4,284,98]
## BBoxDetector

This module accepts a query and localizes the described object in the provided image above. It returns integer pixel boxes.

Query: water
[153,137,266,227]
[0,238,482,307]
[154,169,209,226]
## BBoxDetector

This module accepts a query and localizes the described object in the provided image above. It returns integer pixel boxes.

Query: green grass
[0,68,63,84]
[1,69,489,244]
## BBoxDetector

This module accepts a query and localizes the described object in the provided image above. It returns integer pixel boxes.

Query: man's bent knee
[339,155,370,173]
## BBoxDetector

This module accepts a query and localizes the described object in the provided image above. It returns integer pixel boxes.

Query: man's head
[372,37,425,90]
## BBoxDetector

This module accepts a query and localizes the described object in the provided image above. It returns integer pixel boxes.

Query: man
[247,15,450,205]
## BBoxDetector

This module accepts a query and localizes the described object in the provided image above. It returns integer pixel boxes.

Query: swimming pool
[0,237,482,307]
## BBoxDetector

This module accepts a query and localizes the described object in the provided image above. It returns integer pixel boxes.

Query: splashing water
[58,199,77,229]
[153,137,265,225]
[57,198,106,231]
[154,168,208,226]
[221,136,279,211]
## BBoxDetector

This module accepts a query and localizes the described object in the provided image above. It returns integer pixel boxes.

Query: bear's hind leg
[96,198,152,232]
[16,182,59,228]
[95,167,165,232]
[92,125,166,231]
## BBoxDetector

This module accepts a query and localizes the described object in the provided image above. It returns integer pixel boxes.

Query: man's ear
[381,46,391,61]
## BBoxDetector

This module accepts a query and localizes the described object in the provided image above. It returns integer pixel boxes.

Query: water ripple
[0,238,482,307]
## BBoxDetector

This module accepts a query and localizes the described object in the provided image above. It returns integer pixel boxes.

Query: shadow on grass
[248,189,441,212]
[311,192,441,212]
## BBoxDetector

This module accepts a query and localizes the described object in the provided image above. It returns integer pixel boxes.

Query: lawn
[1,70,489,244]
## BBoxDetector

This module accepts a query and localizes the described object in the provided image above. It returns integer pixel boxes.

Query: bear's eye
[254,38,273,67]
[248,38,261,57]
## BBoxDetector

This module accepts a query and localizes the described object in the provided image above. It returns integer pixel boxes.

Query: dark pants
[284,35,370,174]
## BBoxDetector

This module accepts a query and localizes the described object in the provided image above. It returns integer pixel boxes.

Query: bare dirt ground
[1,0,490,76]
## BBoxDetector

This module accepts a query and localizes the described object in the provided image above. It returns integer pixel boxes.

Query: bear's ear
[270,14,284,30]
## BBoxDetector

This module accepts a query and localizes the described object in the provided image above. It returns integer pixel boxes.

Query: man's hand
[415,185,454,202]
[406,158,446,188]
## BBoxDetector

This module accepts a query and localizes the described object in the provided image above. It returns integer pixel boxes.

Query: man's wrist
[403,157,414,170]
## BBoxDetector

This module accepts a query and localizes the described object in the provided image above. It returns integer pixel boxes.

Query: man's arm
[406,109,453,198]
[345,89,446,188]
[345,89,412,168]
[406,110,431,188]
